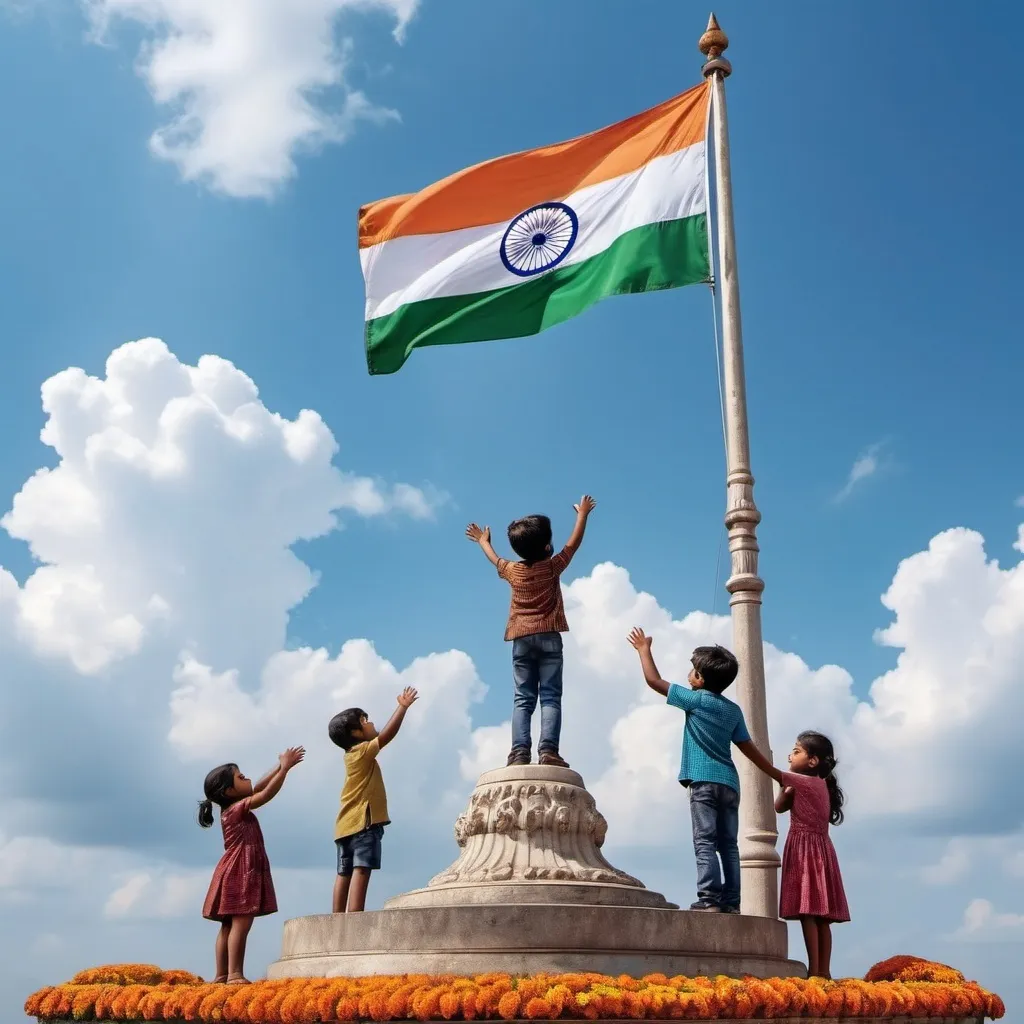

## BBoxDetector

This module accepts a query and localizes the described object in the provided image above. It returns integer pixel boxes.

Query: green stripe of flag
[365,213,709,375]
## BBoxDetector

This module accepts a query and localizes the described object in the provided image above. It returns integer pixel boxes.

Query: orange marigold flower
[410,985,444,1022]
[471,973,508,987]
[458,987,480,1020]
[364,988,393,1022]
[384,985,414,1020]
[515,978,540,1003]
[621,991,645,1019]
[436,990,461,1020]
[333,995,359,1022]
[71,965,160,987]
[640,973,669,987]
[524,996,553,1019]
[25,986,54,1018]
[278,987,309,1024]
[496,990,521,1020]
[71,984,102,1020]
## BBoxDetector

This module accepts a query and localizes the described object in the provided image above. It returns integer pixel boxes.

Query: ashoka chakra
[499,202,579,278]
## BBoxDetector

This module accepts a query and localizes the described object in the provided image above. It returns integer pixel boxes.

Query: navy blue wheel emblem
[499,202,579,278]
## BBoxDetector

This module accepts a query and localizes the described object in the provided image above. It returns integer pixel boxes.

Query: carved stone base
[387,765,675,910]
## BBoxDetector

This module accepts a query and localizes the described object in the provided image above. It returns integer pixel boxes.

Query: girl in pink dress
[198,746,304,984]
[749,730,849,978]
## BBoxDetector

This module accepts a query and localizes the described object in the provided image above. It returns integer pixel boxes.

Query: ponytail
[823,769,845,826]
[197,799,215,828]
[796,731,845,826]
[198,763,239,828]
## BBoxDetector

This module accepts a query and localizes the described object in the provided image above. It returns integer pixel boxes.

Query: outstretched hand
[279,746,305,770]
[397,686,419,709]
[627,627,652,652]
[574,495,597,516]
[465,523,490,544]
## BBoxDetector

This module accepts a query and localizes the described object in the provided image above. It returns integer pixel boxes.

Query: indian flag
[359,82,711,375]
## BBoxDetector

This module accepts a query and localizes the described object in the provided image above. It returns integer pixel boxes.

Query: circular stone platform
[267,765,804,980]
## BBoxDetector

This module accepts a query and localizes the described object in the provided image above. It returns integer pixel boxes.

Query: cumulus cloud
[104,869,208,920]
[2,338,438,675]
[835,441,887,502]
[922,840,972,885]
[955,899,1024,941]
[82,0,417,197]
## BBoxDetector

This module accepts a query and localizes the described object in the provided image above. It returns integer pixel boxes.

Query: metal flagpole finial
[699,13,732,78]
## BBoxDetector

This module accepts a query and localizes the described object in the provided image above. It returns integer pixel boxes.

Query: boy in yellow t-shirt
[328,687,418,913]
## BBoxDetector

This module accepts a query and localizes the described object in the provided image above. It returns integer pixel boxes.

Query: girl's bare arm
[775,786,794,814]
[252,765,281,794]
[249,747,304,810]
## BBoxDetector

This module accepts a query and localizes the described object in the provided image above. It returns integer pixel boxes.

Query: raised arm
[735,740,785,785]
[626,627,670,697]
[465,524,500,566]
[377,688,419,749]
[252,764,281,794]
[563,495,597,553]
[248,746,304,810]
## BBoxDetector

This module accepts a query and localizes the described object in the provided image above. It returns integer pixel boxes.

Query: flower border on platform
[24,963,1006,1021]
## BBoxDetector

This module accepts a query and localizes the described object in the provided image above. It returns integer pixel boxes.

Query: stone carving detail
[429,770,643,889]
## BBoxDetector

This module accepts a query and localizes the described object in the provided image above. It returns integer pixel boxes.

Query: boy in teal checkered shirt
[627,627,769,914]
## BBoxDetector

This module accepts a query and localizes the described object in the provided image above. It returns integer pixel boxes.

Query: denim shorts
[335,823,384,876]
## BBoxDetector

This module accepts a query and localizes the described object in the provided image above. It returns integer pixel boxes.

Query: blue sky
[1,0,1023,1019]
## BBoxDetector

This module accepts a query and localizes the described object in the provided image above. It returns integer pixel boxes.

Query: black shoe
[506,748,531,766]
[689,900,722,913]
[538,751,570,768]
[721,904,741,915]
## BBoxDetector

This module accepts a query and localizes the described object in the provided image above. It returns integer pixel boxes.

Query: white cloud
[1,338,438,674]
[955,898,1024,941]
[835,441,886,501]
[104,869,207,919]
[82,0,417,197]
[922,840,971,885]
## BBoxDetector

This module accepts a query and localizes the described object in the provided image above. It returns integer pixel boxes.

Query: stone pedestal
[267,766,803,980]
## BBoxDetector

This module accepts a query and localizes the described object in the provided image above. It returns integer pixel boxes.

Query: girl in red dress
[749,730,849,979]
[198,746,304,984]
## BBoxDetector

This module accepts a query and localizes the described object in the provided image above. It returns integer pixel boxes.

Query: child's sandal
[226,976,251,986]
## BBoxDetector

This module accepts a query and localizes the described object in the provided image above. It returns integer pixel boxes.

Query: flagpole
[700,14,781,920]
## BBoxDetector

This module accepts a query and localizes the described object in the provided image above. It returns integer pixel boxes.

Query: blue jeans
[689,782,741,908]
[511,632,563,754]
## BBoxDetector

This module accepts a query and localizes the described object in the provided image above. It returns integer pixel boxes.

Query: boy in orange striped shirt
[466,496,596,768]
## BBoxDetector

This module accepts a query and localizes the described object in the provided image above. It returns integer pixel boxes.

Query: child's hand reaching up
[279,746,305,771]
[574,495,597,516]
[627,627,652,652]
[397,687,419,709]
[465,523,490,544]
[628,627,668,696]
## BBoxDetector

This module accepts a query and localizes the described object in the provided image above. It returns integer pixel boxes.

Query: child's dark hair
[797,730,845,825]
[328,708,368,751]
[691,645,739,694]
[507,514,552,563]
[197,763,238,828]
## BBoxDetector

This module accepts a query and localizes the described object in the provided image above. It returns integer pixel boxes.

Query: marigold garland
[24,961,1005,1022]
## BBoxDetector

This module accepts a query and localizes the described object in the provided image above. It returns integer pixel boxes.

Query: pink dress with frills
[779,771,850,923]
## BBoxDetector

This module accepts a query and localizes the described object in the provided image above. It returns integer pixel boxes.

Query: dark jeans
[511,631,563,753]
[689,781,741,908]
